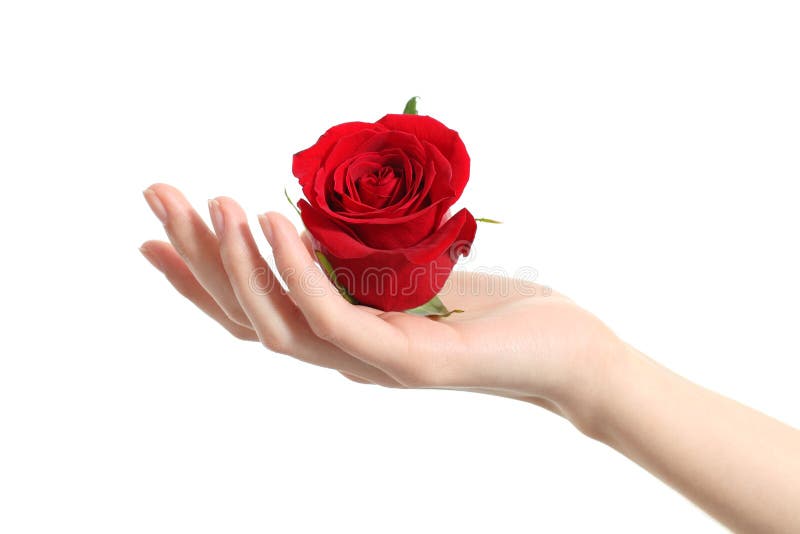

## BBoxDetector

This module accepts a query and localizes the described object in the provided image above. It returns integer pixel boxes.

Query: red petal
[292,122,384,186]
[376,114,470,199]
[300,205,477,311]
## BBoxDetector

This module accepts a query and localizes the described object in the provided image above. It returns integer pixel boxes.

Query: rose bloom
[292,114,477,311]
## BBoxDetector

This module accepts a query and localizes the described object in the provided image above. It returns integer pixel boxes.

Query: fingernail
[139,245,164,272]
[258,213,274,243]
[208,199,225,235]
[143,188,167,224]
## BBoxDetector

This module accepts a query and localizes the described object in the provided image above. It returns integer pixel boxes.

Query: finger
[139,240,259,341]
[300,230,315,259]
[259,211,408,364]
[207,197,298,348]
[280,230,316,308]
[143,184,252,327]
[339,372,376,385]
[210,198,403,386]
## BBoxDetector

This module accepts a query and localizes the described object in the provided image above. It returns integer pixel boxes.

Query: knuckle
[225,308,252,328]
[260,331,293,354]
[340,373,370,385]
[230,327,258,342]
[310,317,339,344]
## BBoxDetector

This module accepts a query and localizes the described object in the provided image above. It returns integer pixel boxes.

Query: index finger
[259,211,408,364]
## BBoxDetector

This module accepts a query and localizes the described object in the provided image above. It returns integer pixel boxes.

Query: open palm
[141,184,621,419]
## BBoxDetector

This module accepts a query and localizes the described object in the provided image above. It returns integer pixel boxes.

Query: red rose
[293,113,477,311]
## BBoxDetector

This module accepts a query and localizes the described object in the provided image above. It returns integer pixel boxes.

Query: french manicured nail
[258,213,274,243]
[208,199,225,235]
[139,245,164,272]
[143,188,167,224]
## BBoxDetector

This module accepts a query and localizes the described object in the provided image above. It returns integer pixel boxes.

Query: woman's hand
[140,183,624,433]
[141,183,800,533]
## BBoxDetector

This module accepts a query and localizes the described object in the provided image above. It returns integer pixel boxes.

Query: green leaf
[284,187,301,216]
[403,96,420,115]
[405,295,463,318]
[314,250,358,304]
[475,217,503,224]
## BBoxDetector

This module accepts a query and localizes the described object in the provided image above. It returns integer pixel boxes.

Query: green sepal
[315,250,358,304]
[475,217,503,224]
[405,295,463,318]
[284,187,301,216]
[403,96,420,115]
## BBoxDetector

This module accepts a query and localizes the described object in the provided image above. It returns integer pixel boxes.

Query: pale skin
[141,183,800,533]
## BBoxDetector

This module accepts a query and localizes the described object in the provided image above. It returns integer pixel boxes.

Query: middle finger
[143,183,252,328]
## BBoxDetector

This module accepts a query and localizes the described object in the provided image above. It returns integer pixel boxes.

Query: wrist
[554,340,650,442]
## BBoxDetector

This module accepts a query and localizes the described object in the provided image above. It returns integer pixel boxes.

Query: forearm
[585,346,800,533]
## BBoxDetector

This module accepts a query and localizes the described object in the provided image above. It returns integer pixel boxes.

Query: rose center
[353,166,403,208]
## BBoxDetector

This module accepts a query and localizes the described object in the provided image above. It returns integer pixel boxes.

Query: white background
[1,1,798,532]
